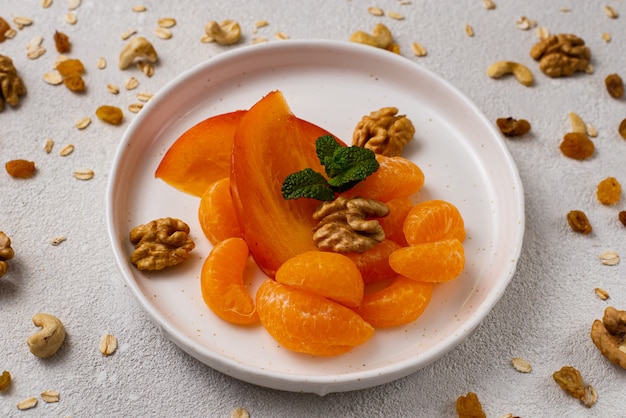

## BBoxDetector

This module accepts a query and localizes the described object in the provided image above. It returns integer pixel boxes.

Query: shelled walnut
[590,306,626,369]
[312,197,389,253]
[352,107,415,156]
[129,217,195,271]
[0,231,14,278]
[530,34,591,77]
[0,55,27,110]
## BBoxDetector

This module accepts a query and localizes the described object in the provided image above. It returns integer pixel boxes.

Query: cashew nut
[119,36,158,70]
[27,313,66,358]
[487,61,534,87]
[349,23,393,50]
[204,20,241,45]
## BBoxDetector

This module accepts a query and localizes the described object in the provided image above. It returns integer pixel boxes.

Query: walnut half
[129,217,195,271]
[352,107,415,157]
[529,34,590,77]
[0,55,27,111]
[312,197,389,253]
[590,306,626,369]
[0,231,14,278]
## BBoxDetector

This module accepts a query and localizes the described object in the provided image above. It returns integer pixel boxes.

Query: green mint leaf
[327,146,379,192]
[281,168,335,201]
[316,135,342,174]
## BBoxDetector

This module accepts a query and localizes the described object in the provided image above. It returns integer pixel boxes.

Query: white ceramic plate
[106,40,524,395]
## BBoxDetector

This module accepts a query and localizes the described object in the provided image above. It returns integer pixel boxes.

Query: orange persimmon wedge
[230,91,340,277]
[200,237,259,325]
[155,110,246,197]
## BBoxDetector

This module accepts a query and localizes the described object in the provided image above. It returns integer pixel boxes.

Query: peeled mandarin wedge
[388,238,465,283]
[198,177,242,245]
[200,237,259,325]
[376,196,413,246]
[345,239,401,284]
[403,199,466,245]
[341,154,425,202]
[256,279,374,356]
[354,276,433,328]
[275,251,364,308]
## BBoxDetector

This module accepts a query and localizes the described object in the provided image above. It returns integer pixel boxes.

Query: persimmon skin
[155,110,246,197]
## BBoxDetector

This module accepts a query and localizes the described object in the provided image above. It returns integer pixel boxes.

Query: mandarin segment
[377,196,413,246]
[389,238,465,282]
[403,199,465,245]
[275,251,364,308]
[256,279,375,356]
[345,239,401,284]
[354,276,433,328]
[198,177,242,245]
[200,237,258,325]
[341,154,425,202]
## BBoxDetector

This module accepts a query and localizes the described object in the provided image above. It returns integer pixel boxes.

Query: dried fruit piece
[56,58,84,76]
[619,211,626,226]
[0,17,10,42]
[605,73,623,99]
[560,132,594,160]
[0,370,11,391]
[553,366,597,407]
[6,159,35,178]
[456,392,486,418]
[596,177,621,205]
[619,118,626,140]
[96,105,124,125]
[567,210,592,234]
[53,31,71,53]
[496,117,531,137]
[63,74,85,92]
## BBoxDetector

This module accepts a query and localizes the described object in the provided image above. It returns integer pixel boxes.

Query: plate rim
[106,39,525,395]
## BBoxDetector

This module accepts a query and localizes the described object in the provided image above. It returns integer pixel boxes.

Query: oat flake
[59,144,74,156]
[599,250,619,266]
[511,357,532,373]
[73,169,94,180]
[65,12,77,25]
[40,390,60,403]
[75,117,92,129]
[594,287,609,300]
[368,6,384,16]
[17,397,38,410]
[43,71,63,85]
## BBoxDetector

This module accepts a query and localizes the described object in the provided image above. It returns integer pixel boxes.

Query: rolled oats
[154,27,172,40]
[128,102,143,113]
[43,71,63,85]
[483,0,495,10]
[107,84,120,94]
[368,6,384,16]
[603,5,618,18]
[386,10,404,20]
[535,27,549,40]
[13,17,33,28]
[97,57,107,69]
[411,42,427,57]
[231,407,250,418]
[40,390,60,403]
[73,169,94,180]
[158,17,176,28]
[121,29,137,40]
[68,0,81,10]
[136,91,153,102]
[132,5,147,12]
[59,144,74,156]
[511,357,532,373]
[42,0,53,8]
[599,250,619,266]
[50,236,67,246]
[44,138,54,153]
[17,397,38,410]
[75,117,92,129]
[65,12,77,25]
[275,31,289,40]
[594,287,609,300]
[124,76,139,90]
[602,32,612,43]
[136,60,154,77]
[99,334,118,355]
[465,24,475,37]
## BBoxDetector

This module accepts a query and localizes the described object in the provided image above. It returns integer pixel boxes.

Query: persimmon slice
[256,279,374,356]
[389,238,465,283]
[275,251,364,308]
[200,237,258,325]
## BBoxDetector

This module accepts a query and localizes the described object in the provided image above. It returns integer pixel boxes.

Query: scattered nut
[119,36,158,70]
[0,54,27,110]
[0,370,11,391]
[231,407,250,418]
[6,159,36,178]
[129,217,195,270]
[560,132,594,160]
[591,306,626,369]
[27,312,66,358]
[17,397,38,411]
[568,112,586,134]
[511,357,532,373]
[99,334,118,355]
[40,390,60,403]
[496,117,531,137]
[352,107,415,156]
[312,197,389,253]
[567,210,592,234]
[456,392,486,418]
[487,61,534,86]
[605,73,624,99]
[596,177,621,205]
[350,23,394,50]
[530,34,591,77]
[204,20,242,45]
[599,250,620,266]
[0,231,13,279]
[96,105,124,125]
[553,366,596,407]
[595,287,609,300]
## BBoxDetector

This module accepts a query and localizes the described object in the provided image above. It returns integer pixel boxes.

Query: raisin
[553,366,585,401]
[560,132,594,160]
[619,211,626,227]
[496,117,531,137]
[605,73,624,99]
[96,105,124,125]
[0,371,10,391]
[619,118,626,141]
[5,159,35,178]
[53,30,71,53]
[63,74,85,92]
[56,58,84,77]
[567,210,592,234]
[456,392,486,418]
[596,177,621,205]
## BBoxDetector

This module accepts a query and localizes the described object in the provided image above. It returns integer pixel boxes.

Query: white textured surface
[1,1,625,416]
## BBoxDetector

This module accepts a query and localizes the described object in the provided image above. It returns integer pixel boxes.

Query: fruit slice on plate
[389,238,465,283]
[231,90,340,277]
[200,237,259,325]
[256,279,374,356]
[198,177,242,245]
[403,199,466,245]
[155,110,246,197]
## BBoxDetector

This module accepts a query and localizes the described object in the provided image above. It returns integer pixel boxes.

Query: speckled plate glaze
[106,40,524,395]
